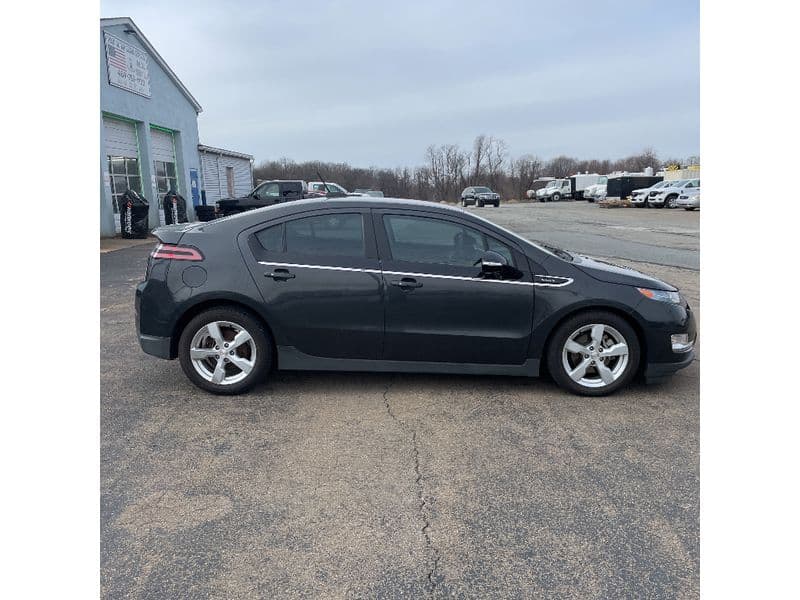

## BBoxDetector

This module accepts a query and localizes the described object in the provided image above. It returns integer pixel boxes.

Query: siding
[200,152,252,204]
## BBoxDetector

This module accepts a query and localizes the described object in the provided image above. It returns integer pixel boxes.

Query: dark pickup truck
[216,179,350,217]
[216,180,308,217]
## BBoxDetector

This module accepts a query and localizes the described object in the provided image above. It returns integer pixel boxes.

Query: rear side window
[383,215,514,267]
[285,213,365,257]
[255,223,284,252]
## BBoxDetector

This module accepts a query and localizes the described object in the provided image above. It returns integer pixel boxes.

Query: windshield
[546,181,561,188]
[473,187,492,193]
[466,211,573,262]
[598,176,607,184]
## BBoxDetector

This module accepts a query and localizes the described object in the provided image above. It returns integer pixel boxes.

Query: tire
[546,310,640,397]
[178,307,272,395]
[494,201,500,207]
[664,195,677,209]
[552,193,561,202]
[684,207,696,211]
[476,200,484,207]
[461,199,467,206]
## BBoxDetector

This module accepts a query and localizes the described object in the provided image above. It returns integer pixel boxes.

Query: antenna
[316,170,331,196]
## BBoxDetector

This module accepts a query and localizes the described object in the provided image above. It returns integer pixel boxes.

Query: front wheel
[547,311,640,396]
[178,307,272,395]
[684,207,696,211]
[552,193,561,202]
[665,195,678,209]
[476,200,484,207]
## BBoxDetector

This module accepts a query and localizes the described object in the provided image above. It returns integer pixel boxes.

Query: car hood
[573,255,677,291]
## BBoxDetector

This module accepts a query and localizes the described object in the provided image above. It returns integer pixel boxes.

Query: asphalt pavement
[101,204,699,598]
[465,201,700,270]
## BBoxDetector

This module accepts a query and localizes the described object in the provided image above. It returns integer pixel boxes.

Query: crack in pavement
[382,379,441,595]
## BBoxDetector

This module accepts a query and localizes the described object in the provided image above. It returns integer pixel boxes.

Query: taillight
[151,243,204,261]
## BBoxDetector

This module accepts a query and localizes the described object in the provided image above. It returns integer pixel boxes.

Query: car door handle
[266,268,295,281]
[390,277,423,289]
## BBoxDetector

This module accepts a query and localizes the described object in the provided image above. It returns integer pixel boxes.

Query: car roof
[200,197,498,233]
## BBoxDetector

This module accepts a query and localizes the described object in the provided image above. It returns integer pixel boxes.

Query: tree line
[253,135,699,202]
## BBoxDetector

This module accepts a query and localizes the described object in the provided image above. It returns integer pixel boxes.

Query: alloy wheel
[561,323,630,388]
[189,320,257,385]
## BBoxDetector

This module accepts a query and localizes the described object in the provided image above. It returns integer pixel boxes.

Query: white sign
[104,32,151,98]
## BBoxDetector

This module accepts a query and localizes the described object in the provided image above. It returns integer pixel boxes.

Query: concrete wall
[100,22,200,236]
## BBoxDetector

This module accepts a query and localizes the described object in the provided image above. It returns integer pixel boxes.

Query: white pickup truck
[583,176,608,203]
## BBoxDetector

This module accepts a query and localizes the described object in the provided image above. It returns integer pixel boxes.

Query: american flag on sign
[107,44,127,71]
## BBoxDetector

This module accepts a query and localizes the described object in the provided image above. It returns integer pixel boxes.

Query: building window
[154,160,178,195]
[108,156,142,213]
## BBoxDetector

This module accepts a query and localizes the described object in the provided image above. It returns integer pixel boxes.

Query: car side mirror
[476,250,508,275]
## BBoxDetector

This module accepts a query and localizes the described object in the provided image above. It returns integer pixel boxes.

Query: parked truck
[525,177,556,199]
[536,179,572,202]
[569,173,604,201]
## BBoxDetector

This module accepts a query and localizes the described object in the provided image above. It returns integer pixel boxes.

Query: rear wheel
[547,311,640,396]
[178,307,272,395]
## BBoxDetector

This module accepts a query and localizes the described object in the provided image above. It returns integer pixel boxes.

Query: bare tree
[253,139,697,204]
[546,155,579,178]
[471,134,488,184]
[509,155,543,200]
[485,137,508,188]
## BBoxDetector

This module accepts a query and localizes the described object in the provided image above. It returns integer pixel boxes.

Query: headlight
[637,287,681,304]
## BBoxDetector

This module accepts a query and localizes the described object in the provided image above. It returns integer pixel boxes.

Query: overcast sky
[101,0,699,168]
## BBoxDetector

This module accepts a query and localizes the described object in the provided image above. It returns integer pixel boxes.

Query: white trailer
[569,173,603,200]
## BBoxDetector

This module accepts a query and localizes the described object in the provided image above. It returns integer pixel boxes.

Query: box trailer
[569,173,603,200]
[605,174,663,200]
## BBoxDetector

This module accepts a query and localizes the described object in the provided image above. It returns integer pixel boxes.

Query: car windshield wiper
[541,244,574,261]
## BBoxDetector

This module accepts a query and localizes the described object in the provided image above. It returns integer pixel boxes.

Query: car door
[242,208,383,360]
[373,210,535,365]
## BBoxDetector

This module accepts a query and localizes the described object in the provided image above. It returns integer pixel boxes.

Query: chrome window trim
[258,261,573,288]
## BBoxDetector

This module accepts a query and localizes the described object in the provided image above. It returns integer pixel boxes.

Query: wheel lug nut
[229,350,234,355]
[584,354,589,359]
[224,343,229,348]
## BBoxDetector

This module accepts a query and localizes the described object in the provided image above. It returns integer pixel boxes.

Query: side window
[285,213,365,257]
[255,182,280,199]
[382,215,514,267]
[255,223,284,252]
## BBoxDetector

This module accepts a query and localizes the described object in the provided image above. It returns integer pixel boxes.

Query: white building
[199,145,254,204]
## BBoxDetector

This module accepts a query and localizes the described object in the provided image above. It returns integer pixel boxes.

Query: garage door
[151,128,178,226]
[103,117,141,234]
